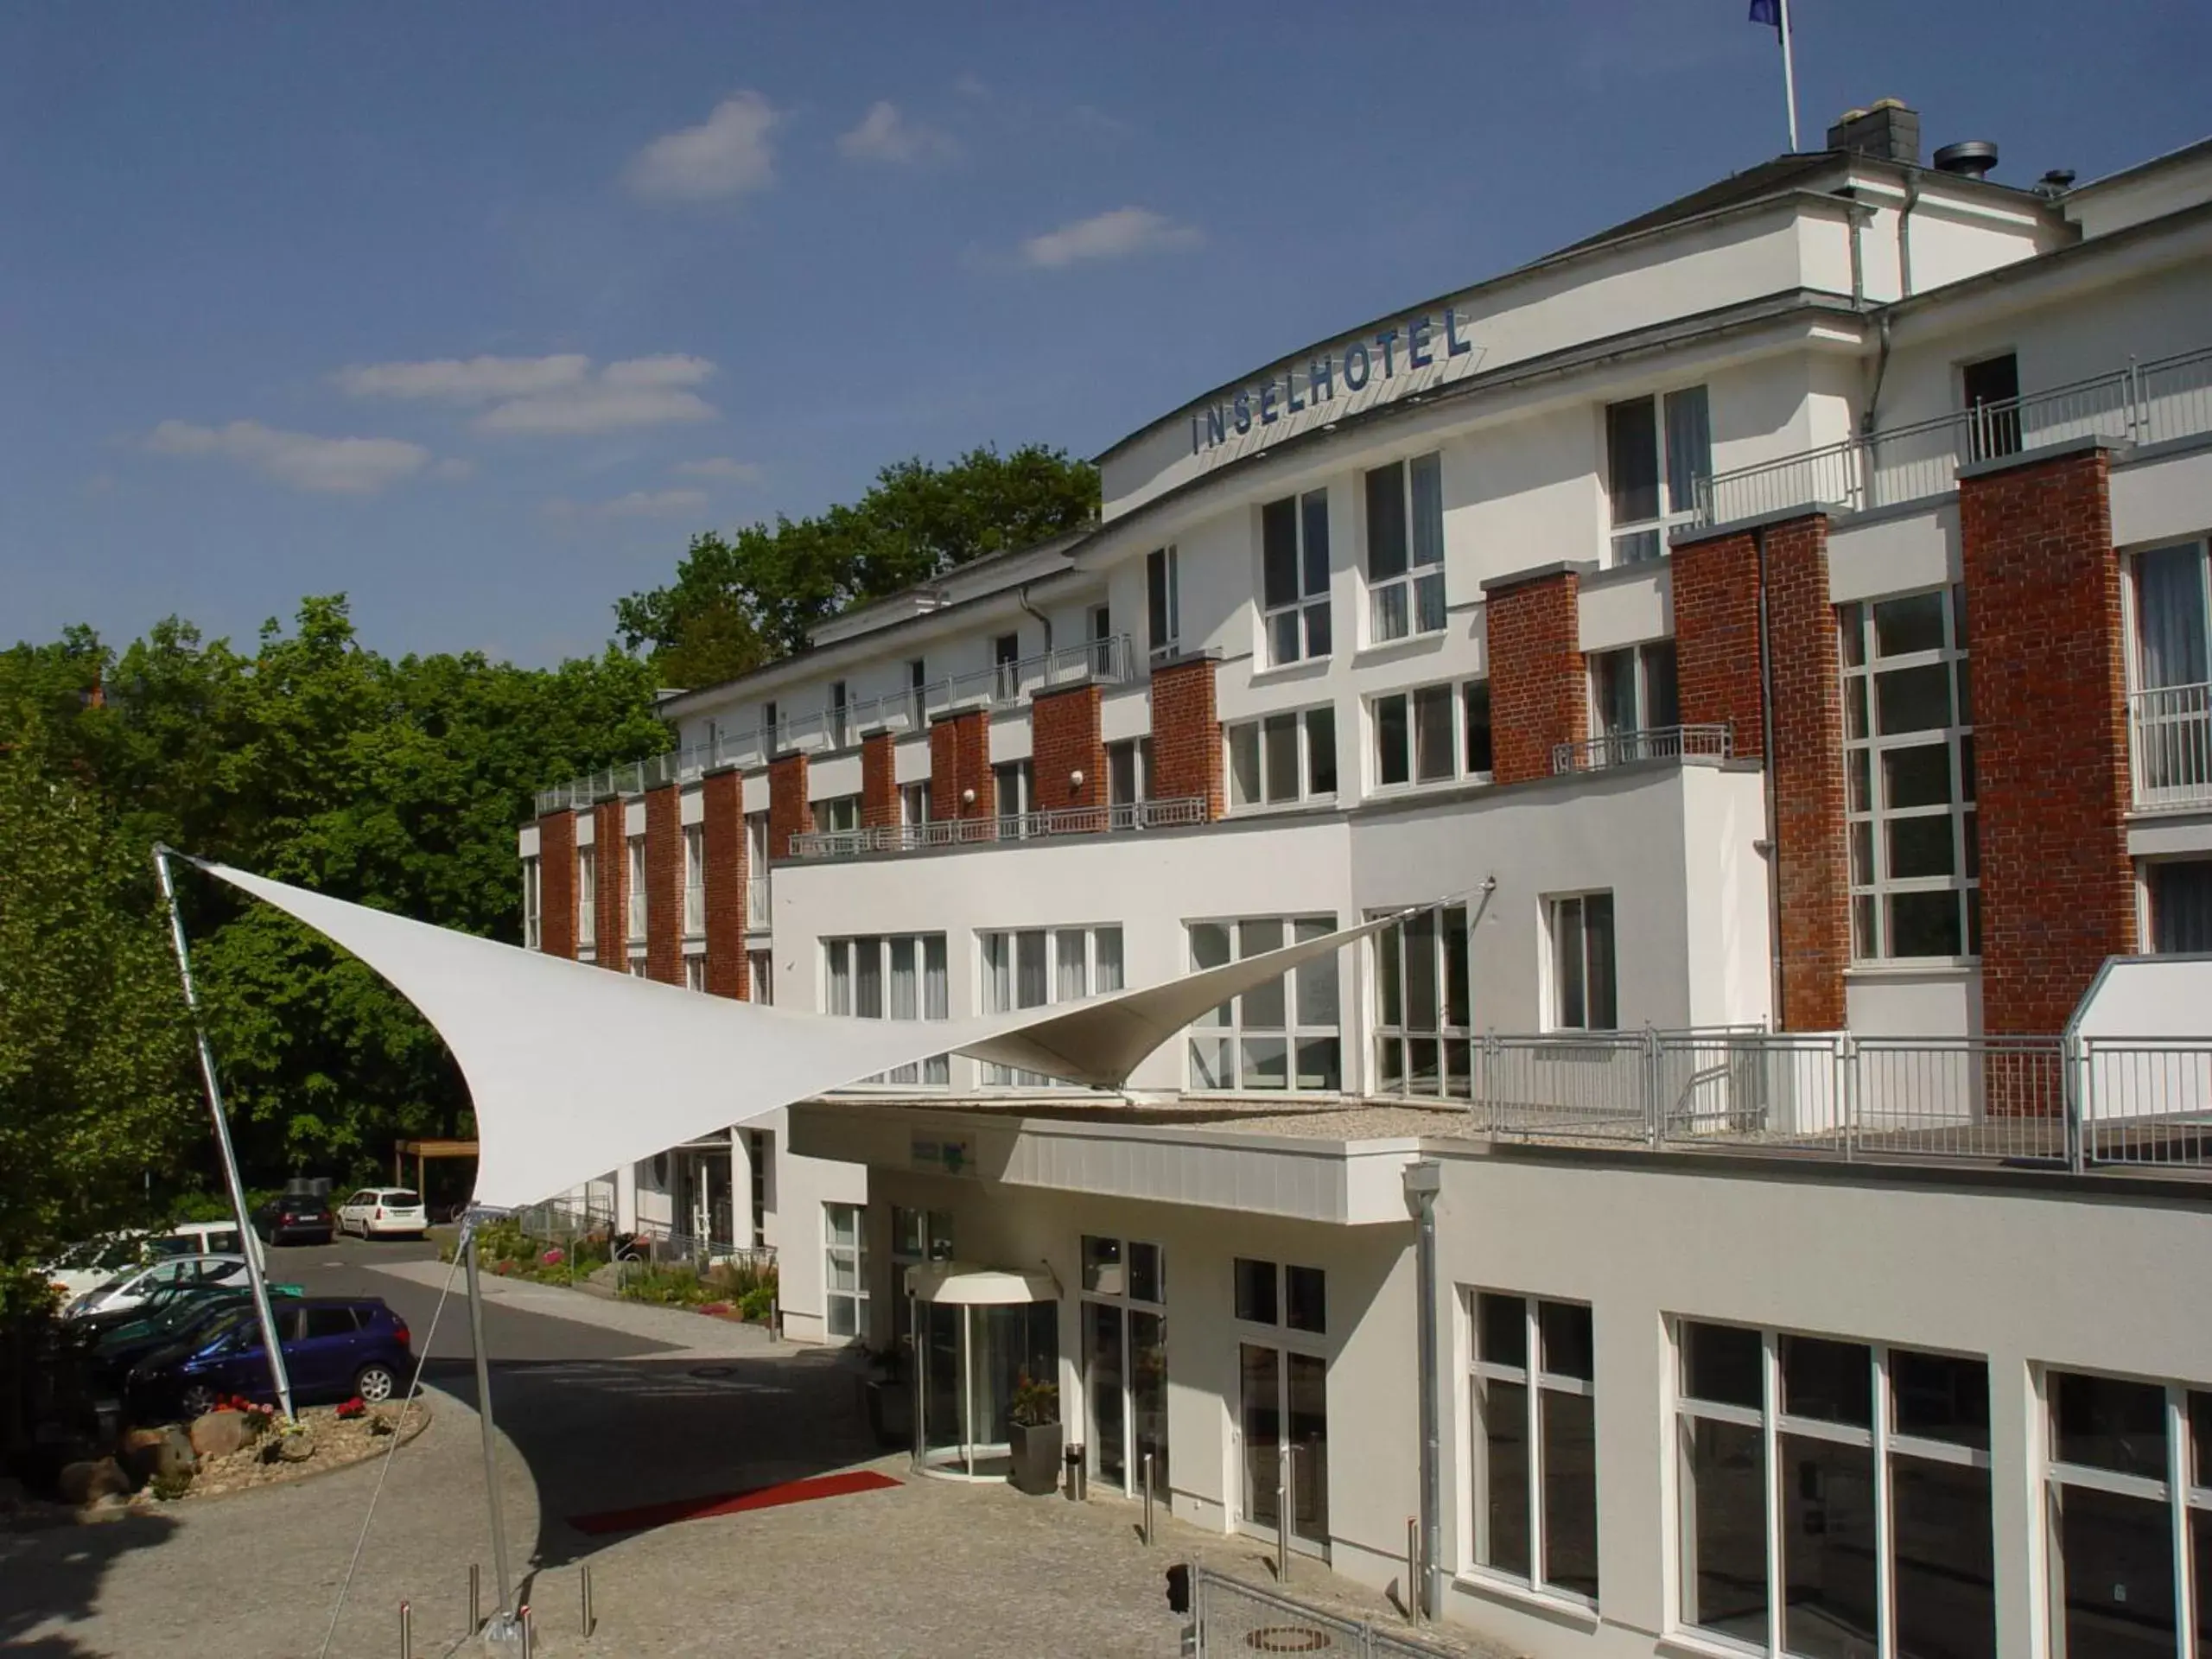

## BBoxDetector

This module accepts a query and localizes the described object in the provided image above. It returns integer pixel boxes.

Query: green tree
[616,442,1099,683]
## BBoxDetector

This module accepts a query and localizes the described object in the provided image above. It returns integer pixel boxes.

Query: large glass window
[1147,546,1180,660]
[1606,386,1710,564]
[1841,588,1978,961]
[2045,1368,2212,1659]
[522,856,542,950]
[1374,679,1487,790]
[1109,737,1154,808]
[823,934,948,1085]
[1082,1235,1167,1498]
[2132,541,2211,808]
[1366,454,1446,642]
[823,1202,867,1341]
[1188,916,1340,1092]
[575,846,596,949]
[1587,641,1681,761]
[1227,707,1337,810]
[1234,1259,1328,1551]
[1549,893,1617,1031]
[1470,1293,1597,1603]
[1262,490,1332,666]
[2152,861,2212,955]
[1374,904,1473,1096]
[1675,1322,1994,1658]
[890,1205,953,1351]
[812,794,861,836]
[682,824,704,936]
[982,926,1123,1086]
[626,835,647,942]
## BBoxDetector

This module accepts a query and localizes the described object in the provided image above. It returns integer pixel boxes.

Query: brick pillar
[592,799,626,972]
[644,785,683,985]
[1959,442,2134,1034]
[537,810,576,959]
[1482,566,1588,786]
[1672,514,1848,1031]
[1032,683,1105,812]
[930,708,995,821]
[861,730,899,829]
[1148,655,1223,818]
[767,752,810,860]
[701,769,750,1001]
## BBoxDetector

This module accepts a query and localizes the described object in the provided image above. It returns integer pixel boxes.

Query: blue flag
[1749,0,1781,29]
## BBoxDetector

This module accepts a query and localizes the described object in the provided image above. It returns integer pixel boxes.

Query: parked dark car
[253,1192,336,1245]
[125,1296,414,1421]
[87,1288,304,1388]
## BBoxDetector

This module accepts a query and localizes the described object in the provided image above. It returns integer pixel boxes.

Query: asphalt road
[264,1232,680,1363]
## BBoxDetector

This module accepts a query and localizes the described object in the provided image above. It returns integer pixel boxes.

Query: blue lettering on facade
[1233,390,1252,435]
[1260,380,1279,425]
[1309,358,1334,402]
[1408,315,1433,371]
[1446,307,1472,358]
[1286,369,1306,415]
[1190,310,1482,453]
[1344,341,1371,392]
[1207,404,1228,447]
[1376,327,1399,378]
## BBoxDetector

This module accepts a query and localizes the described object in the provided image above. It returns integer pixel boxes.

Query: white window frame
[1109,737,1154,808]
[1372,678,1483,792]
[1225,706,1338,811]
[812,794,861,836]
[682,823,704,937]
[1841,587,1978,963]
[823,933,948,1086]
[1605,385,1709,566]
[683,952,706,994]
[1465,1291,1598,1609]
[1670,1319,1996,1659]
[522,856,542,950]
[993,760,1035,830]
[1374,903,1474,1097]
[747,948,773,1006]
[980,925,1123,1086]
[1260,488,1332,667]
[1547,892,1617,1032]
[626,835,647,943]
[900,780,931,826]
[1186,916,1341,1094]
[746,812,771,929]
[1587,640,1681,755]
[823,1201,867,1343]
[1080,1234,1168,1499]
[626,953,648,979]
[1364,452,1446,644]
[1148,545,1181,660]
[576,846,597,950]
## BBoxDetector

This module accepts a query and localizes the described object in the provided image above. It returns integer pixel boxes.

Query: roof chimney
[1932,140,2000,181]
[1825,99,1921,166]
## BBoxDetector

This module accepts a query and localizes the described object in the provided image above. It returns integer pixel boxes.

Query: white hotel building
[518,105,2212,1658]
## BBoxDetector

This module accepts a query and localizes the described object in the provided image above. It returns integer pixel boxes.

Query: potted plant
[1007,1373,1062,1497]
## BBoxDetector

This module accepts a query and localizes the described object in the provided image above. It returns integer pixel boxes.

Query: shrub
[736,1284,776,1323]
[1009,1374,1059,1428]
[149,1467,194,1501]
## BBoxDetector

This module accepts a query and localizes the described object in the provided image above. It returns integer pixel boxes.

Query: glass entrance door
[1088,1303,1127,1487]
[1239,1343,1329,1552]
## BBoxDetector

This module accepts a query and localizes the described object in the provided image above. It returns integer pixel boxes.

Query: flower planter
[1008,1420,1063,1497]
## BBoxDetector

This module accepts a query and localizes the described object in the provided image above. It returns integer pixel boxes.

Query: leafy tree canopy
[615,443,1099,687]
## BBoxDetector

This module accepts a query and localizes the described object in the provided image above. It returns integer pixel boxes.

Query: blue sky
[3,1,2205,666]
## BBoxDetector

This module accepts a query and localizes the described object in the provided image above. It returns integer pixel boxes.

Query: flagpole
[153,845,296,1421]
[1779,0,1802,153]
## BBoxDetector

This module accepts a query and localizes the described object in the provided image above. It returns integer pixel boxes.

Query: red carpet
[567,1468,901,1536]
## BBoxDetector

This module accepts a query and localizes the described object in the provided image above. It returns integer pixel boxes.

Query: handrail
[1552,723,1732,774]
[1688,344,2212,531]
[2130,681,2212,810]
[788,794,1207,859]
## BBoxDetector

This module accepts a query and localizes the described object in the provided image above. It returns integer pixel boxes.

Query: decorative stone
[122,1427,196,1485]
[56,1459,130,1506]
[275,1429,315,1463]
[189,1410,250,1459]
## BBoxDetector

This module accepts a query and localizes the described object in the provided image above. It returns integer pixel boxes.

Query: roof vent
[1824,99,1921,166]
[1933,140,1999,181]
[2037,168,2077,197]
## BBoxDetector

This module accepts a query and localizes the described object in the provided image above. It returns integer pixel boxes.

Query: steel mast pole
[152,845,296,1421]
[1778,0,1802,154]
[464,1224,520,1639]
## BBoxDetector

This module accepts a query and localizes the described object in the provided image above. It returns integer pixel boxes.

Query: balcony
[1552,723,1732,775]
[2133,683,2212,812]
[788,795,1206,860]
[533,635,1135,815]
[1690,346,2212,531]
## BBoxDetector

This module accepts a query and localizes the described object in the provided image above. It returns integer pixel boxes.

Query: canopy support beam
[461,1224,521,1639]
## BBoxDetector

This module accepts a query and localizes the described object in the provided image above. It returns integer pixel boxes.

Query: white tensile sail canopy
[192,858,1409,1211]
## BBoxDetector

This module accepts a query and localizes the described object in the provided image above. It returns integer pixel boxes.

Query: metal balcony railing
[534,637,1135,812]
[1689,345,2212,531]
[1552,723,1732,774]
[2133,682,2212,810]
[788,794,1207,859]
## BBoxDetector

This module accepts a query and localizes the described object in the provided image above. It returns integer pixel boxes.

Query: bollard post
[469,1564,480,1633]
[582,1562,594,1637]
[1277,1445,1294,1585]
[398,1599,411,1659]
[1142,1450,1155,1546]
[519,1603,533,1659]
[1406,1516,1422,1623]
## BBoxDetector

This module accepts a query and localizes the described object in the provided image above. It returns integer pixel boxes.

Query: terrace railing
[789,793,1207,860]
[2131,682,2212,811]
[1690,345,2212,531]
[1552,722,1732,775]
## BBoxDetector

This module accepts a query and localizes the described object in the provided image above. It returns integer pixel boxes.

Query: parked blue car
[125,1296,415,1422]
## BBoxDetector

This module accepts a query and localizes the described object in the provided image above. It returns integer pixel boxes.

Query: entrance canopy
[906,1263,1058,1306]
[190,857,1419,1212]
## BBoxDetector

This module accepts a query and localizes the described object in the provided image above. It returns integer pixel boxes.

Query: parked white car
[64,1254,253,1319]
[337,1188,429,1239]
[41,1234,151,1302]
[148,1219,246,1259]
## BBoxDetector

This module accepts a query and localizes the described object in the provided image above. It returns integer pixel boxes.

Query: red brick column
[1671,531,1764,756]
[767,752,810,860]
[644,785,683,985]
[1482,567,1586,786]
[1148,656,1222,818]
[1033,683,1105,812]
[592,799,626,972]
[930,708,995,821]
[861,730,899,829]
[1959,442,2134,1034]
[701,769,750,1001]
[536,810,576,959]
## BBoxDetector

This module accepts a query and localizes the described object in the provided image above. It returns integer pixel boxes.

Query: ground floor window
[1188,916,1340,1092]
[1469,1293,1597,1603]
[1375,903,1473,1096]
[889,1206,953,1350]
[1674,1319,1994,1656]
[1549,893,1617,1030]
[823,1202,867,1340]
[1234,1258,1329,1553]
[1081,1236,1167,1497]
[2149,860,2212,954]
[2045,1367,2212,1657]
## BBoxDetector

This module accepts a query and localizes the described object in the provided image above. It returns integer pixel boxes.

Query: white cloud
[953,73,988,100]
[146,419,430,495]
[337,353,719,435]
[671,456,763,482]
[626,90,779,201]
[1020,207,1201,270]
[334,354,590,402]
[432,457,478,480]
[545,488,709,520]
[838,101,956,165]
